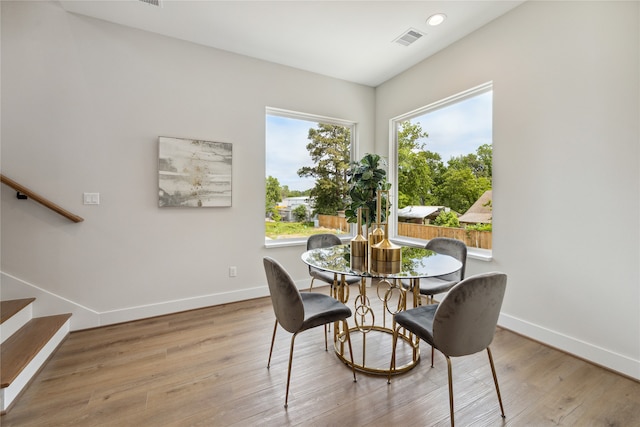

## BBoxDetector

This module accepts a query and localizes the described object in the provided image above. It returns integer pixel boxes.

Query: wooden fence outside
[318,214,349,232]
[318,215,492,249]
[398,222,492,249]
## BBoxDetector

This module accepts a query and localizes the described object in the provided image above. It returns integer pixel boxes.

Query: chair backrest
[307,233,342,250]
[426,237,467,281]
[306,234,342,273]
[432,272,507,357]
[263,257,304,333]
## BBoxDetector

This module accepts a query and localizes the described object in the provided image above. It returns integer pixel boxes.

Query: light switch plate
[83,193,100,205]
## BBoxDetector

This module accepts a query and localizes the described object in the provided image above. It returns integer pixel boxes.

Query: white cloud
[413,91,492,161]
[266,115,317,191]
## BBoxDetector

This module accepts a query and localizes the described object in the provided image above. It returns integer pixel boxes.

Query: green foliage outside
[292,204,308,222]
[265,221,336,239]
[397,121,492,214]
[436,168,491,215]
[265,175,282,217]
[397,122,436,207]
[433,210,460,228]
[266,119,492,238]
[297,124,351,216]
[465,222,492,232]
[270,208,281,222]
[286,188,310,198]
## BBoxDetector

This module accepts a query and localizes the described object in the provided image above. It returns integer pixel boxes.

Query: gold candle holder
[370,190,401,274]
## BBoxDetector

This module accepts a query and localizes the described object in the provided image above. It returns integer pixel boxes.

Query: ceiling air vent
[394,29,424,46]
[138,0,162,7]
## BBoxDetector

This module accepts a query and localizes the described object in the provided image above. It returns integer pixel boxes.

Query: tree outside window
[265,109,355,242]
[392,83,493,249]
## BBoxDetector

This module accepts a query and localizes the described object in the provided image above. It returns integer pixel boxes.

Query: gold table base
[334,326,420,375]
[330,275,423,376]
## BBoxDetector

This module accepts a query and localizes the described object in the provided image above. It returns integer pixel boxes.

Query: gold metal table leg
[333,274,421,375]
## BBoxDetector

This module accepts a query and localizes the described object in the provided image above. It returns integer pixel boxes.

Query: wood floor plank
[1,287,638,426]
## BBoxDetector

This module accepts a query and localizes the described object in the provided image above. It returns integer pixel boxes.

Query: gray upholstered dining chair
[263,256,357,408]
[307,234,360,291]
[389,271,507,427]
[401,237,467,304]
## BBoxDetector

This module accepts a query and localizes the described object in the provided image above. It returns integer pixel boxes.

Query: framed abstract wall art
[158,137,232,207]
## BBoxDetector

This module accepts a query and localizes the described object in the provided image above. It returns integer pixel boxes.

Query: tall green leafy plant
[345,153,390,226]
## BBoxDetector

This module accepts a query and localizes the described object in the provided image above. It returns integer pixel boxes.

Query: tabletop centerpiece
[346,154,400,273]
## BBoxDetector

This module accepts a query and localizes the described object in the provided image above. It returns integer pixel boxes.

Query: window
[389,83,493,251]
[265,108,356,244]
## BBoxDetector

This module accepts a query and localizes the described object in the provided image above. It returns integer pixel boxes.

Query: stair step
[1,299,37,345]
[1,314,72,389]
[0,299,35,324]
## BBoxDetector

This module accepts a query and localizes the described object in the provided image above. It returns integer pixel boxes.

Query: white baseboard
[0,271,281,330]
[98,285,271,326]
[6,271,634,381]
[499,312,640,381]
[98,279,312,325]
[1,272,100,330]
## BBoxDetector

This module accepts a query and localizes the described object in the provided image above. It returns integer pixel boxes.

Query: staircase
[0,298,71,414]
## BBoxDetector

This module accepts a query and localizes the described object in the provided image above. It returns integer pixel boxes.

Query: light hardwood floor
[2,285,639,426]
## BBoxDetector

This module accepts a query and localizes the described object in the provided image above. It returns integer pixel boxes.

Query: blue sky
[266,115,320,191]
[266,91,492,192]
[411,90,492,162]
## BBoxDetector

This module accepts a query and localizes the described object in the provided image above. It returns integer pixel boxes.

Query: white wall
[0,1,375,327]
[2,0,638,380]
[376,1,639,379]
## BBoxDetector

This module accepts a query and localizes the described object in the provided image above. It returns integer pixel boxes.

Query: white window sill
[264,236,353,249]
[391,236,493,262]
[265,235,493,262]
[264,238,307,249]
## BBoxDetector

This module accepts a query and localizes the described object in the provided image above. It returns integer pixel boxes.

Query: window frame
[387,82,493,260]
[265,107,358,248]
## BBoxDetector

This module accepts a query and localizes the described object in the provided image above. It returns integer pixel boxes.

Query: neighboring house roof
[397,206,445,220]
[458,190,492,224]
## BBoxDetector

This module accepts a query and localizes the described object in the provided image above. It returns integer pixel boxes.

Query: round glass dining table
[301,244,462,375]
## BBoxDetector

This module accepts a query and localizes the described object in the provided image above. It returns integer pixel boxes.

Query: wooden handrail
[1,174,84,223]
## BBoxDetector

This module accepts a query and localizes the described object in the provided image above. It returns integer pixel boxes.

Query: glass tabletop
[301,244,462,279]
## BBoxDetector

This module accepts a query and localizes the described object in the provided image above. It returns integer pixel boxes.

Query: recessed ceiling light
[427,13,446,26]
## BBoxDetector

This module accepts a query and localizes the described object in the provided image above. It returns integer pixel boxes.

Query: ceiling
[59,0,525,87]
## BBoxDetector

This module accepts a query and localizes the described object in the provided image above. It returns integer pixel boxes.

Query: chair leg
[431,346,435,367]
[446,356,455,427]
[324,324,328,351]
[343,320,357,382]
[388,325,400,384]
[487,347,506,418]
[285,332,299,408]
[267,319,278,368]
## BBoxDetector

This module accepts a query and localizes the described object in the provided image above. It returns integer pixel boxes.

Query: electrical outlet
[229,266,237,277]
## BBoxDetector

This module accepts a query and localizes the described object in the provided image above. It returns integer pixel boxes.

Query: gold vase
[370,190,401,274]
[350,208,368,272]
[370,222,401,274]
